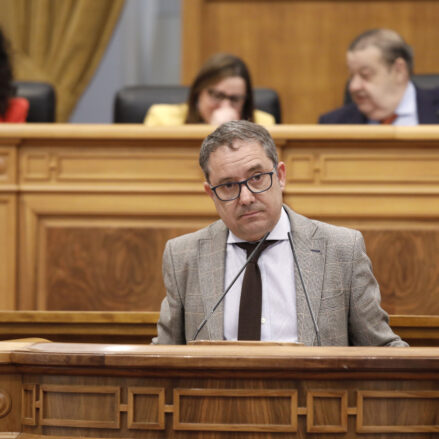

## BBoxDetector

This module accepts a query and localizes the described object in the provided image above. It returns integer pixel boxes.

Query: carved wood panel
[17,380,439,437]
[44,226,196,311]
[362,230,439,315]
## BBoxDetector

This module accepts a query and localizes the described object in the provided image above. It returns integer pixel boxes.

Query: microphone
[191,231,270,341]
[287,231,321,346]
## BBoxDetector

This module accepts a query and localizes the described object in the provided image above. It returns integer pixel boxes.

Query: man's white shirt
[223,207,298,342]
[369,81,419,125]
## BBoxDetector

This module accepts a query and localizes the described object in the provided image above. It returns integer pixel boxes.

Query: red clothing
[0,97,29,122]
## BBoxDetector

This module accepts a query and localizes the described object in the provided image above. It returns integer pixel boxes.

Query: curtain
[0,0,125,121]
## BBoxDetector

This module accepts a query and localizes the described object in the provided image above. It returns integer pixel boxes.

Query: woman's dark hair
[0,29,14,116]
[185,53,255,123]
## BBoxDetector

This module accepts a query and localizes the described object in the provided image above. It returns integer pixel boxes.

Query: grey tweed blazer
[156,205,407,346]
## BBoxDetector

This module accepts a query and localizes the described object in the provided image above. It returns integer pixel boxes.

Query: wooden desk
[0,340,438,438]
[0,125,438,319]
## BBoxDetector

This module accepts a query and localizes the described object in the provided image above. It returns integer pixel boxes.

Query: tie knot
[236,240,277,263]
[380,113,397,125]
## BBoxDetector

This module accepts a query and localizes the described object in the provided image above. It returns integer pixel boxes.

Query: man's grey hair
[348,28,413,76]
[199,120,278,182]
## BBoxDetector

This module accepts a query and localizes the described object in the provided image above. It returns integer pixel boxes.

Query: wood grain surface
[45,227,194,311]
[362,230,439,315]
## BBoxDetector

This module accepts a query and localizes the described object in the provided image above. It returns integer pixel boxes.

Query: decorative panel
[361,230,439,315]
[321,154,439,183]
[357,390,439,433]
[56,152,201,182]
[0,147,16,185]
[23,153,51,181]
[39,385,120,429]
[43,225,195,311]
[307,390,347,433]
[18,192,213,311]
[21,384,36,426]
[285,154,315,182]
[174,388,297,432]
[127,387,165,430]
[0,196,16,309]
[20,147,205,187]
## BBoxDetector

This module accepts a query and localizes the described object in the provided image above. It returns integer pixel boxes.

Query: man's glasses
[207,88,246,107]
[210,169,276,201]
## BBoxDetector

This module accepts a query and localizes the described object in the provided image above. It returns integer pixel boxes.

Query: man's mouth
[240,210,261,219]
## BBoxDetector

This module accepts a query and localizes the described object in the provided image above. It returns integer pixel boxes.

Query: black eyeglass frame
[206,88,246,106]
[210,168,276,202]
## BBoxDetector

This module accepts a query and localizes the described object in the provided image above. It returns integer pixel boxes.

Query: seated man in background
[0,28,29,123]
[319,28,439,125]
[155,120,407,347]
[144,53,275,126]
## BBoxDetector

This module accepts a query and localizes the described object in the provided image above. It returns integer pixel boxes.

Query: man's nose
[349,75,363,92]
[238,184,255,205]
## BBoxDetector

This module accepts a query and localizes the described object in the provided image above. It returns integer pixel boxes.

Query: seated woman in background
[144,53,275,126]
[0,29,29,123]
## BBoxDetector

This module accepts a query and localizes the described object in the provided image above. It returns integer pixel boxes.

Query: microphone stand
[191,231,270,341]
[287,231,321,346]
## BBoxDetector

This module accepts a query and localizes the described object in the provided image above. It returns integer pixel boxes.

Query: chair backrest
[13,81,56,122]
[113,85,282,123]
[343,74,439,105]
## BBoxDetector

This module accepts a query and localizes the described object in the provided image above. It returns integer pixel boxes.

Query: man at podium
[155,120,407,347]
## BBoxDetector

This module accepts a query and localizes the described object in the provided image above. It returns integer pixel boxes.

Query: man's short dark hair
[199,120,278,182]
[348,28,413,76]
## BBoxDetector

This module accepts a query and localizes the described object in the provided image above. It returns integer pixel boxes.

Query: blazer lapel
[416,87,439,124]
[198,221,228,340]
[285,207,326,346]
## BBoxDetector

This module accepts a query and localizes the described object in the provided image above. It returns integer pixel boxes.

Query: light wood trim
[0,195,16,309]
[0,123,438,140]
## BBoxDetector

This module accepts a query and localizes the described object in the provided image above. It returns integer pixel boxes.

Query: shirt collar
[227,207,289,243]
[395,81,417,117]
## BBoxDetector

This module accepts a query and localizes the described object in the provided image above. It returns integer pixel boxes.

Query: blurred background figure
[319,28,439,125]
[144,53,275,126]
[0,28,28,123]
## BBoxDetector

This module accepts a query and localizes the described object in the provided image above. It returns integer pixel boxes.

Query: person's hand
[209,106,240,125]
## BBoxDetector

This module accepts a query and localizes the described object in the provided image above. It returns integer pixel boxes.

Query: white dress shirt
[223,208,298,342]
[369,81,418,126]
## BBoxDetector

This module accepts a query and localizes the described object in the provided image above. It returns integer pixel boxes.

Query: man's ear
[204,181,215,199]
[393,57,409,83]
[276,162,286,191]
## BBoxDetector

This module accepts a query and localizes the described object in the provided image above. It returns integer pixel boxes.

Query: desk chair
[14,81,56,122]
[114,85,282,123]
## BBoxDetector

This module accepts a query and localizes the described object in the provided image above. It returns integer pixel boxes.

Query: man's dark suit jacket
[319,87,439,124]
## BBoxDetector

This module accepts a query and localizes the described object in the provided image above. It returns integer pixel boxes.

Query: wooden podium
[0,340,438,438]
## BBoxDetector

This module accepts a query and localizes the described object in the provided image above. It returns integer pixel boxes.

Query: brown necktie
[236,240,276,340]
[380,113,397,124]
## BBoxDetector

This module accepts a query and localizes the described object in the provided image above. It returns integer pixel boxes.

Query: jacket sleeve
[154,240,186,344]
[348,231,408,347]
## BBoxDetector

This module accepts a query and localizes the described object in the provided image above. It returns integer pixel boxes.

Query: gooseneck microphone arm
[191,231,270,342]
[287,231,321,346]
